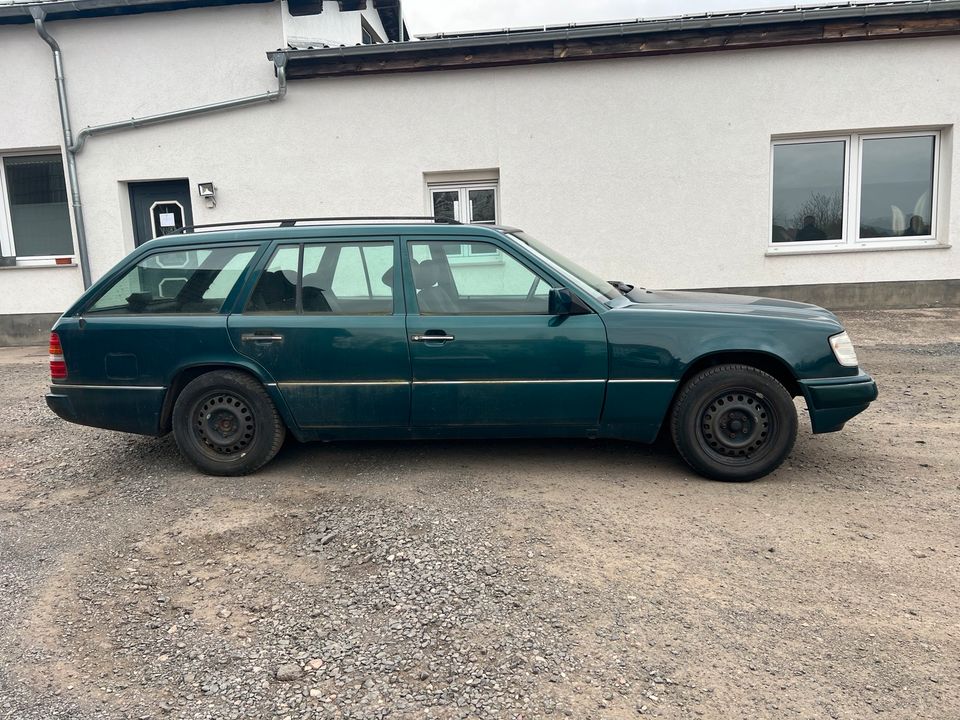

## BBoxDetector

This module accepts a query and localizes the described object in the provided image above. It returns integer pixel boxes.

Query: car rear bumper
[799,371,878,433]
[46,384,167,436]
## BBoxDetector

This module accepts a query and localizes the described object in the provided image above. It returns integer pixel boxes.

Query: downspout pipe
[31,7,92,289]
[70,53,288,153]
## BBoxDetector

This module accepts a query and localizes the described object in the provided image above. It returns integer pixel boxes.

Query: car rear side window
[87,246,258,315]
[246,242,394,315]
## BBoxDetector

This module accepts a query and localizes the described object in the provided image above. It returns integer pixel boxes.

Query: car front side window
[408,240,553,315]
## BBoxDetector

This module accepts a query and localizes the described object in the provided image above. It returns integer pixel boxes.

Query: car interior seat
[414,259,458,313]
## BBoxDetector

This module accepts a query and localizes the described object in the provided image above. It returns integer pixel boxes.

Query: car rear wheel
[670,364,797,482]
[172,370,285,476]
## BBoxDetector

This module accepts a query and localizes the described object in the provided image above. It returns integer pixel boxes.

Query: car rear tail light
[49,332,67,380]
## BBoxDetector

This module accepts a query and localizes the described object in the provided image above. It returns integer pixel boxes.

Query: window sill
[0,262,78,270]
[766,240,950,256]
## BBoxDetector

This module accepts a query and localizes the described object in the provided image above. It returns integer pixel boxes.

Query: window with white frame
[770,130,941,250]
[0,152,74,261]
[428,180,500,259]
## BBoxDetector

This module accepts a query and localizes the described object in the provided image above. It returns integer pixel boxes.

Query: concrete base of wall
[0,313,60,347]
[683,279,960,311]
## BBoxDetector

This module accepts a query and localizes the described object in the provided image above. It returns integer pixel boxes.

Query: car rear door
[228,237,411,432]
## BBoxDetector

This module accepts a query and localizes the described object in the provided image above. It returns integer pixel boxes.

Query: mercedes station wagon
[46,218,878,481]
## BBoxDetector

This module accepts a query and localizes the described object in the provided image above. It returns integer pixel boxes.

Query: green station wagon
[46,218,878,481]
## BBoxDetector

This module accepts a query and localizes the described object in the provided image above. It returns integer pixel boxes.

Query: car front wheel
[172,370,286,476]
[670,364,797,482]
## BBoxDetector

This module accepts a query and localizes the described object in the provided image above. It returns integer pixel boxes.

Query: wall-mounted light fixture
[198,182,217,208]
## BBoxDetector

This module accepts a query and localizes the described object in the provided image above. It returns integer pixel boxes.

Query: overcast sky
[401,0,862,35]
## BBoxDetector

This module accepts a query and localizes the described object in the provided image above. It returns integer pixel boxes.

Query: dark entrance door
[129,180,194,246]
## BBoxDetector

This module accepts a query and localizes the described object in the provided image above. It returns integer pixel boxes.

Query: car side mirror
[549,287,591,316]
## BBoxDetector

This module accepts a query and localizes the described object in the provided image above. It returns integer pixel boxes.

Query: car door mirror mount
[549,287,591,316]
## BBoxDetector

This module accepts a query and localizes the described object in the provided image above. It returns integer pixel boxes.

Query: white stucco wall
[1,12,958,318]
[0,3,283,315]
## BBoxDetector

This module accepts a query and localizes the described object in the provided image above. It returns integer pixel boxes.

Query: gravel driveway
[1,308,958,720]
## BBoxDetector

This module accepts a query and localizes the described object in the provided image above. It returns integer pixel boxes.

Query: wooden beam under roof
[273,12,960,78]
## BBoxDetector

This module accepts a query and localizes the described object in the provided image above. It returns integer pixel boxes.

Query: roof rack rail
[173,216,461,234]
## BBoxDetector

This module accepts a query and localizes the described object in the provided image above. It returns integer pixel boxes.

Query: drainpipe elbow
[273,53,288,100]
[30,7,60,52]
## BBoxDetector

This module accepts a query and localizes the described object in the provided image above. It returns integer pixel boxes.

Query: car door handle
[411,333,455,342]
[241,333,284,343]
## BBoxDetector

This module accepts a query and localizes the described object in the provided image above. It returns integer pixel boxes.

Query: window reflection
[771,141,845,243]
[859,136,934,238]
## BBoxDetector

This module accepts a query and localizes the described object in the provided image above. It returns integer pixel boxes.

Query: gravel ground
[0,308,958,720]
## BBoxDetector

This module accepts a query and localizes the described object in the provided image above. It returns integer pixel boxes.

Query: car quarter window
[246,241,395,315]
[87,246,258,315]
[407,240,553,315]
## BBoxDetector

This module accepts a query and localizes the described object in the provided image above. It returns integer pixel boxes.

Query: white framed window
[770,129,943,253]
[427,179,500,263]
[0,150,75,266]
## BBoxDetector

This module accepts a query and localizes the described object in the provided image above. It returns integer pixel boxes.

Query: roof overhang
[0,0,273,25]
[266,0,960,79]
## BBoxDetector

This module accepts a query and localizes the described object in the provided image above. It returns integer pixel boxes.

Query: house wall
[1,12,958,335]
[0,3,283,318]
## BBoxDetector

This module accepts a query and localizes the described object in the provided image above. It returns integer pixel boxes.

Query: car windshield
[507,231,627,305]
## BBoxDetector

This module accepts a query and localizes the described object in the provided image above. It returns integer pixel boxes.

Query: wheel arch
[655,351,801,442]
[159,361,298,436]
[678,351,801,398]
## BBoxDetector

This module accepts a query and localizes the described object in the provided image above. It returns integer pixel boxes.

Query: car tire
[172,370,285,476]
[670,364,797,482]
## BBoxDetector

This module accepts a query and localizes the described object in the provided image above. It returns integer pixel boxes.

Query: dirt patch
[0,308,958,719]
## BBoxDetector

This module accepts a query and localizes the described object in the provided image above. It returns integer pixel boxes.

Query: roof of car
[141,221,522,251]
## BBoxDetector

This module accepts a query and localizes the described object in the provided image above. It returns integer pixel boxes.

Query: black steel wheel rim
[695,386,777,466]
[192,392,256,459]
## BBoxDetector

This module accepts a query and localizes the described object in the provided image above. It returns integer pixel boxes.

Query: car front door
[228,238,410,432]
[403,236,608,429]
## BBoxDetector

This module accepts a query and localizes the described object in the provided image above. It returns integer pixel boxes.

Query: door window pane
[771,141,845,243]
[409,241,551,314]
[3,154,73,257]
[88,246,257,314]
[247,246,299,312]
[859,136,935,238]
[362,244,395,298]
[150,202,185,238]
[302,243,393,314]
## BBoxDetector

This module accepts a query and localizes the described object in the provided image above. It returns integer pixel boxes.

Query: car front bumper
[799,371,879,433]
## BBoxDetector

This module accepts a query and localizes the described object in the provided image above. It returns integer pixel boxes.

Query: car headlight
[829,331,859,367]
